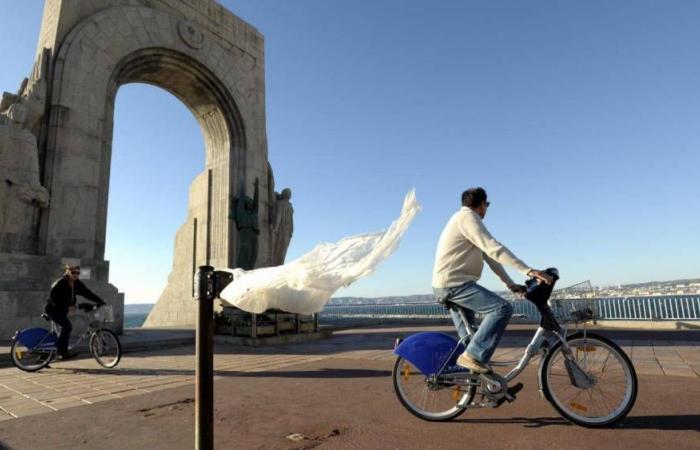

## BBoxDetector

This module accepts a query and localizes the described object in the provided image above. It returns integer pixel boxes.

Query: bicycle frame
[12,305,122,373]
[52,316,103,351]
[15,314,102,353]
[421,306,592,404]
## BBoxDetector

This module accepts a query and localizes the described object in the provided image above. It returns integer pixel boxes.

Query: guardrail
[319,295,700,323]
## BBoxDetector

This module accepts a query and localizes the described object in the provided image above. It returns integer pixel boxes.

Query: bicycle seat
[440,298,460,312]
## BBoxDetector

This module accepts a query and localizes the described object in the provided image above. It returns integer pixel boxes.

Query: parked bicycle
[10,303,122,372]
[392,269,637,427]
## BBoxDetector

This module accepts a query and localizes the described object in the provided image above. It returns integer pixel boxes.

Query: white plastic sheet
[218,190,421,314]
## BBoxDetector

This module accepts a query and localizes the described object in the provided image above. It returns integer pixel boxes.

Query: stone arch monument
[0,0,283,335]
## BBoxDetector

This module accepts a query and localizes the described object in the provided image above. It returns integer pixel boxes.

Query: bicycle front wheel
[541,332,637,427]
[10,337,54,372]
[392,356,471,422]
[89,329,122,368]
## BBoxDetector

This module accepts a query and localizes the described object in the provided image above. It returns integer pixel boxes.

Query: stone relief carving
[178,20,205,49]
[265,162,294,266]
[1,49,50,134]
[0,49,51,254]
[0,104,50,253]
[270,187,294,266]
[267,162,275,227]
[231,177,259,270]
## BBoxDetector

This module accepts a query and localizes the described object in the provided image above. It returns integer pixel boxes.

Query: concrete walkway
[0,325,699,449]
[0,325,698,423]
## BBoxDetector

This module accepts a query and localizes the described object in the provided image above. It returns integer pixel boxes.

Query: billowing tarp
[218,190,421,314]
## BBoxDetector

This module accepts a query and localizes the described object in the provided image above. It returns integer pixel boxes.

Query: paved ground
[0,325,699,449]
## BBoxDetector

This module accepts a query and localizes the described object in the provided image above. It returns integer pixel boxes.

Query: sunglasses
[70,271,80,275]
[486,201,490,207]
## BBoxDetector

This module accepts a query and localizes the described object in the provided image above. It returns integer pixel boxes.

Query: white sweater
[432,207,532,288]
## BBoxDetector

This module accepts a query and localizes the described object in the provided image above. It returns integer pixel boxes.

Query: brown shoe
[456,353,492,374]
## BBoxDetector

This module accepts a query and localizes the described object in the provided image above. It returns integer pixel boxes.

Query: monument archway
[0,1,277,334]
[106,83,205,308]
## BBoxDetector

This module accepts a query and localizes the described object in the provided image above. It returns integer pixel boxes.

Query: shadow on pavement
[453,416,570,428]
[57,367,194,376]
[452,414,700,431]
[613,415,700,431]
[59,366,391,379]
[218,368,391,379]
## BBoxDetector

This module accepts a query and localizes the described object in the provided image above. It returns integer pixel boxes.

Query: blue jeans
[433,281,513,363]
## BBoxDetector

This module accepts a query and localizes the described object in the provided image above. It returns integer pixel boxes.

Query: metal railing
[319,295,700,324]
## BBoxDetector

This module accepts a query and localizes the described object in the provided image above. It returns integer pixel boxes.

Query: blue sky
[2,1,699,303]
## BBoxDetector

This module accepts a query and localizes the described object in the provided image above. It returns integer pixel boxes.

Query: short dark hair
[461,187,487,208]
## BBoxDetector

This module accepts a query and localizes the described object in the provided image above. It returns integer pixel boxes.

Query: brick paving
[0,326,698,421]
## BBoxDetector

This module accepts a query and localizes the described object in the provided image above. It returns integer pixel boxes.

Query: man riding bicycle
[432,187,553,374]
[45,265,105,360]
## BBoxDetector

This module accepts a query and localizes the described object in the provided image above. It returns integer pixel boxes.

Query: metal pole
[206,169,212,266]
[195,168,215,450]
[195,265,215,450]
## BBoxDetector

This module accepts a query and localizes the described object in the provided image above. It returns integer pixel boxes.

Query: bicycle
[392,269,638,427]
[10,303,122,372]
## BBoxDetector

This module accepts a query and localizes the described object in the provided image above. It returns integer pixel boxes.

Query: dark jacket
[47,276,104,314]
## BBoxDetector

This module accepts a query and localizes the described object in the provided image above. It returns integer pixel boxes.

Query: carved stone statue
[271,188,293,266]
[232,177,260,269]
[266,162,275,227]
[1,49,50,134]
[0,102,49,253]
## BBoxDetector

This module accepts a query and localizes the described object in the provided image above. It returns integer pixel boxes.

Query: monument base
[215,307,320,339]
[214,330,332,347]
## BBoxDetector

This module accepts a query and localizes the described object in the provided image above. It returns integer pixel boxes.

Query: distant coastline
[329,277,700,305]
[123,276,700,328]
[124,303,154,328]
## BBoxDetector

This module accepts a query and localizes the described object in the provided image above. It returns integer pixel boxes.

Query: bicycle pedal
[505,382,524,403]
[479,399,499,408]
[492,383,524,408]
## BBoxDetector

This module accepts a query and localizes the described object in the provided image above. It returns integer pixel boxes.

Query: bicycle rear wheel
[541,332,637,427]
[10,337,54,372]
[89,329,122,368]
[392,356,472,421]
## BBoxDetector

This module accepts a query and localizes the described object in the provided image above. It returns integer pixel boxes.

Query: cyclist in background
[432,187,553,374]
[45,265,104,359]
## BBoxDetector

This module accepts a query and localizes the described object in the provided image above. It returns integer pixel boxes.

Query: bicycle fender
[393,332,465,376]
[16,328,57,350]
[537,356,547,399]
